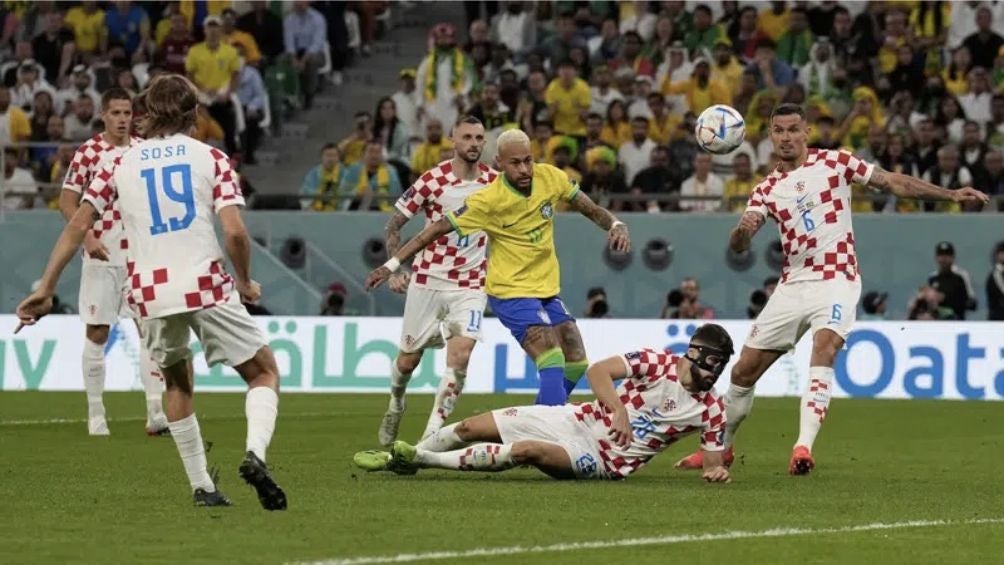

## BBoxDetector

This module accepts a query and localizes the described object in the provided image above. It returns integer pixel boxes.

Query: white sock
[82,339,106,417]
[168,414,215,492]
[416,422,469,452]
[245,386,279,462]
[416,443,516,471]
[423,368,466,437]
[795,366,834,450]
[723,383,755,449]
[139,348,165,422]
[389,363,411,412]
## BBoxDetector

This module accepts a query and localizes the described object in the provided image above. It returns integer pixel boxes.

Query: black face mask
[684,344,732,377]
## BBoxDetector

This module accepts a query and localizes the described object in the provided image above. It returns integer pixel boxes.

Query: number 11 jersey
[82,133,245,319]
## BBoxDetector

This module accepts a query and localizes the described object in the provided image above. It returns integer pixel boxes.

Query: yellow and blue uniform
[445,163,583,404]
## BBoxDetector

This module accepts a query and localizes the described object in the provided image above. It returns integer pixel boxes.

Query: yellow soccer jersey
[445,164,579,299]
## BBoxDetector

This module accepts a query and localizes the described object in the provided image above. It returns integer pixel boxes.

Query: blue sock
[535,366,567,405]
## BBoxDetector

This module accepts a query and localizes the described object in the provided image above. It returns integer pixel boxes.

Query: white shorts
[398,285,487,353]
[492,404,607,480]
[141,302,266,369]
[746,278,862,352]
[78,264,132,325]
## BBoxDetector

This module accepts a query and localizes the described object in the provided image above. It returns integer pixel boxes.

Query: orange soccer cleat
[789,445,815,475]
[674,446,734,470]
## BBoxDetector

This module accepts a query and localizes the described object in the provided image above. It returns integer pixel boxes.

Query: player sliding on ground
[354,323,733,482]
[378,115,497,446]
[366,129,630,406]
[59,87,168,436]
[15,75,287,510]
[676,103,990,476]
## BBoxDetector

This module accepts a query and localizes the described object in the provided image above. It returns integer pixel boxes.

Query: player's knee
[454,418,475,440]
[446,348,473,370]
[236,346,280,390]
[730,359,758,388]
[509,442,538,465]
[396,353,421,374]
[85,325,110,345]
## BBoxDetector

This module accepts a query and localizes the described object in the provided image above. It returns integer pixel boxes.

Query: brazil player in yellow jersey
[367,129,630,405]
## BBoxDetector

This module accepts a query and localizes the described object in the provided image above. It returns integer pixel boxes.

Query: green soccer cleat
[353,450,392,472]
[391,440,417,466]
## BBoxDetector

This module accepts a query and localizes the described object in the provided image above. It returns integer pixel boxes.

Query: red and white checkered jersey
[746,149,874,284]
[81,133,244,319]
[572,349,725,479]
[395,160,497,291]
[62,134,143,266]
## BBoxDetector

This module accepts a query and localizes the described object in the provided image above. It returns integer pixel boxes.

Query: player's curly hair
[136,74,198,138]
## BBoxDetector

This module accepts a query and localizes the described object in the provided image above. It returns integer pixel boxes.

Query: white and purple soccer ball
[694,104,746,155]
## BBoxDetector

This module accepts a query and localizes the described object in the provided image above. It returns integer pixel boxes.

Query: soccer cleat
[238,451,288,511]
[353,450,392,472]
[88,415,110,436]
[378,405,405,447]
[789,445,815,476]
[674,446,734,470]
[193,487,232,507]
[145,414,171,436]
[389,440,419,474]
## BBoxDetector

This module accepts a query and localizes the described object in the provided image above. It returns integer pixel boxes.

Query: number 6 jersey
[82,134,244,318]
[745,149,875,284]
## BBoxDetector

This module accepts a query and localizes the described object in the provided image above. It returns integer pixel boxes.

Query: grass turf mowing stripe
[295,517,1004,565]
[0,411,363,426]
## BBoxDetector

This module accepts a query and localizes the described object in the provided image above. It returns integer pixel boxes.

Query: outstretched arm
[868,167,989,206]
[384,211,413,293]
[728,211,765,254]
[567,190,630,252]
[701,450,731,483]
[16,202,97,330]
[365,218,454,290]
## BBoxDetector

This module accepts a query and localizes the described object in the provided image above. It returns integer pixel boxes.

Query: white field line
[295,517,1004,565]
[0,411,359,426]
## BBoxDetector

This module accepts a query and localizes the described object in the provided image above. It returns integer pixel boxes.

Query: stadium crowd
[307,0,1004,213]
[0,0,369,211]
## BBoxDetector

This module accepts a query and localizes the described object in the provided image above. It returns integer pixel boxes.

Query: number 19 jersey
[82,133,245,319]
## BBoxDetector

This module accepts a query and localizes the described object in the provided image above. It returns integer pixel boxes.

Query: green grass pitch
[1,391,1002,564]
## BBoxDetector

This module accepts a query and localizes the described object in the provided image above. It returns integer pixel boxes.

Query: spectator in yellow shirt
[722,153,758,212]
[661,58,731,113]
[185,15,241,153]
[340,112,373,167]
[600,99,631,148]
[711,39,744,97]
[545,59,591,137]
[0,86,31,145]
[411,118,453,178]
[757,2,790,43]
[646,93,681,145]
[222,8,262,66]
[64,1,105,58]
[530,120,557,165]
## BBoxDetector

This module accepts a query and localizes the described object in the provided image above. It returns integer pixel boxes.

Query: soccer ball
[695,104,745,155]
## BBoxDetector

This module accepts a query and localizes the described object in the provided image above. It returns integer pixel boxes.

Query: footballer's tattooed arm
[366,218,454,289]
[384,211,412,293]
[568,191,630,252]
[867,167,989,205]
[729,212,765,254]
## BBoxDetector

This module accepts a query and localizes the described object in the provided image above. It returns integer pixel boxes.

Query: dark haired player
[676,103,989,475]
[355,324,734,484]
